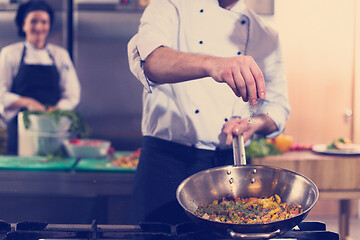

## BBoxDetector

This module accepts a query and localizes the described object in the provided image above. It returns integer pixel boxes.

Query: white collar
[24,41,49,51]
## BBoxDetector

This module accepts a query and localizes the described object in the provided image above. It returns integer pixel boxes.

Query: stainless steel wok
[176,164,319,239]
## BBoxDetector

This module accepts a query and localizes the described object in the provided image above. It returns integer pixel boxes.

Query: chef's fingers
[226,133,234,146]
[240,68,257,104]
[232,119,251,135]
[224,119,248,145]
[24,98,46,111]
[232,69,248,102]
[223,121,237,135]
[250,63,266,100]
[225,126,244,145]
[224,114,263,145]
[223,120,238,145]
[221,70,240,97]
[242,131,251,143]
[29,104,46,112]
[223,117,242,131]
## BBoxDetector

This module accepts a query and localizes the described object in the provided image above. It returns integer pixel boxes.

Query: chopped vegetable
[290,142,313,151]
[107,149,140,169]
[326,137,360,152]
[327,137,352,150]
[195,194,303,224]
[273,134,293,152]
[246,138,280,158]
[68,139,102,146]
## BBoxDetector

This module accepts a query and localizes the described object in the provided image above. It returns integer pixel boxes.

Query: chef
[127,0,290,224]
[0,0,80,155]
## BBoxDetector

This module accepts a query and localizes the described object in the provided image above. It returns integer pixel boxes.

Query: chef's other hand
[47,106,59,112]
[222,117,254,145]
[222,114,278,145]
[207,55,265,105]
[18,97,47,112]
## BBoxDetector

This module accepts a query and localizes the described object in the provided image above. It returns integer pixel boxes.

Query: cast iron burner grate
[0,220,339,240]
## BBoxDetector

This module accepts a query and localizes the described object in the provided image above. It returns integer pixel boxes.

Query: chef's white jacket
[128,0,290,150]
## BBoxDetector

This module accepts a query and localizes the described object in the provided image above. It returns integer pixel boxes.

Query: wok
[176,151,319,239]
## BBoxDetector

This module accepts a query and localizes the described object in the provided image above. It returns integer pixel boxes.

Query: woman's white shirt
[0,41,81,120]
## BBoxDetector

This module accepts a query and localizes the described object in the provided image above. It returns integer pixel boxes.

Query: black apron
[129,136,233,225]
[7,44,61,155]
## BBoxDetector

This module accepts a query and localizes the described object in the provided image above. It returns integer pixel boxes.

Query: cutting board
[75,151,136,172]
[0,156,77,171]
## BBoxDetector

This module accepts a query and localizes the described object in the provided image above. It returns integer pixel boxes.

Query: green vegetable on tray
[246,138,281,158]
[22,109,90,138]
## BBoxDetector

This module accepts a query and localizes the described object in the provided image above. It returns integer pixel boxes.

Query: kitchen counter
[0,154,136,224]
[0,168,134,197]
[252,150,360,240]
[0,155,135,197]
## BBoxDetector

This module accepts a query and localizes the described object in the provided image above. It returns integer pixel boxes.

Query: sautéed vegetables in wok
[195,194,303,224]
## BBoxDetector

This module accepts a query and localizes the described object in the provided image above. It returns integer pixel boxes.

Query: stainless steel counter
[0,169,135,224]
[0,170,134,197]
[0,3,17,11]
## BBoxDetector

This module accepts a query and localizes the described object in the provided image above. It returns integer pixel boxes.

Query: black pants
[129,136,233,225]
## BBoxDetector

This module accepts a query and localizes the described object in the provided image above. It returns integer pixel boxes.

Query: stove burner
[176,221,339,240]
[0,220,339,240]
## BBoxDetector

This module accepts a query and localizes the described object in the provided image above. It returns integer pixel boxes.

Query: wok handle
[228,228,281,240]
[232,134,246,166]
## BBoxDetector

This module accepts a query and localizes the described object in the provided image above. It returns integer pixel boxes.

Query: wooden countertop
[251,151,360,199]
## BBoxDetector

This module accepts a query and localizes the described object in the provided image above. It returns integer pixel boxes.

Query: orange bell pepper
[273,134,293,153]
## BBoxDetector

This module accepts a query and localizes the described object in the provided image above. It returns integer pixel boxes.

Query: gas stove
[0,220,339,240]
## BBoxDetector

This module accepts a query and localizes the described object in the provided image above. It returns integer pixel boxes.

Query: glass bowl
[63,139,111,158]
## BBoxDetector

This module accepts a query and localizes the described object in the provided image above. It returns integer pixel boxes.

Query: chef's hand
[17,97,47,111]
[47,106,59,112]
[222,114,278,145]
[222,117,254,145]
[206,55,265,105]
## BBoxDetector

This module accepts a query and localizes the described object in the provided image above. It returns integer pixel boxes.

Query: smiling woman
[0,0,80,155]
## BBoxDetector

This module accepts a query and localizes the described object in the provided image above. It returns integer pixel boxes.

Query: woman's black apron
[7,45,61,155]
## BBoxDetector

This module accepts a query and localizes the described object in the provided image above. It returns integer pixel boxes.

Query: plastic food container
[63,139,111,158]
[26,115,72,133]
[27,131,71,156]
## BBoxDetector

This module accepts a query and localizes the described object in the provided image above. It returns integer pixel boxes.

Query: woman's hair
[15,0,55,37]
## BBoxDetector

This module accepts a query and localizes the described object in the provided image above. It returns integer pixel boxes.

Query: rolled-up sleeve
[127,0,179,91]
